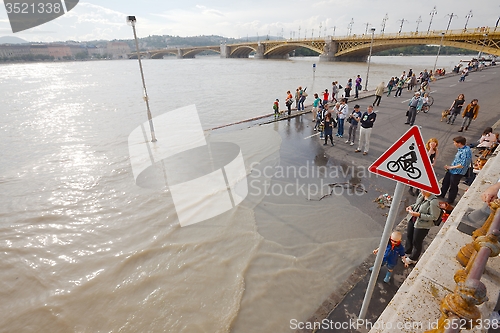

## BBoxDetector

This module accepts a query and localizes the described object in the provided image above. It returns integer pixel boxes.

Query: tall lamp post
[127,16,156,142]
[398,18,409,34]
[464,10,473,31]
[381,13,389,35]
[364,27,376,91]
[416,16,422,33]
[433,32,445,73]
[428,6,437,32]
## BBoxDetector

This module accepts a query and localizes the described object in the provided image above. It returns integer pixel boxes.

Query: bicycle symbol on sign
[386,143,422,179]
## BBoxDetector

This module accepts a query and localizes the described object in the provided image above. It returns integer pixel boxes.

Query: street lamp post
[364,27,376,91]
[364,22,371,35]
[381,13,389,35]
[416,16,422,33]
[398,18,408,34]
[464,10,473,31]
[126,16,156,142]
[428,6,437,32]
[433,32,445,73]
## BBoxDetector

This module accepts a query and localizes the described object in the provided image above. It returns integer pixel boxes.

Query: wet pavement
[213,65,500,332]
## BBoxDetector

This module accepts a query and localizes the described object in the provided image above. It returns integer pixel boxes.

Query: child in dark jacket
[369,231,408,283]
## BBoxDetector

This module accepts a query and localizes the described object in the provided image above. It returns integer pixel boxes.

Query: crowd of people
[272,62,499,284]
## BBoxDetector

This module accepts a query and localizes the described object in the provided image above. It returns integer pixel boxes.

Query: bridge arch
[150,50,177,59]
[230,45,257,58]
[264,42,324,57]
[181,47,220,58]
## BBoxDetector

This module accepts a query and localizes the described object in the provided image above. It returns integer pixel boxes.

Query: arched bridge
[129,27,500,62]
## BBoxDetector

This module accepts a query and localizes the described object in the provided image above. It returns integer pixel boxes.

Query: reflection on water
[0,56,460,332]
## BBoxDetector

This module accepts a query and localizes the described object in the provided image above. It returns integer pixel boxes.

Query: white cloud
[0,0,497,42]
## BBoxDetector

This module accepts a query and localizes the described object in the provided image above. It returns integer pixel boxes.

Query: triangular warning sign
[368,126,440,194]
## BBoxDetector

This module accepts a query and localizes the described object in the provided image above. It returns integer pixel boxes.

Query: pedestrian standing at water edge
[369,231,407,283]
[345,78,352,100]
[355,75,362,98]
[394,77,404,97]
[403,191,441,266]
[405,91,422,126]
[373,81,385,106]
[312,93,321,122]
[322,89,329,106]
[458,99,480,132]
[331,81,339,103]
[318,104,329,139]
[323,112,335,146]
[355,105,376,155]
[286,90,293,116]
[298,87,307,111]
[439,136,472,204]
[345,104,361,146]
[447,93,465,124]
[386,77,395,96]
[336,98,348,138]
[459,68,469,82]
[273,99,280,118]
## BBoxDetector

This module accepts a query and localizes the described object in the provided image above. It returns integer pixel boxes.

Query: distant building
[30,44,50,57]
[47,44,72,59]
[0,44,31,58]
[106,42,131,59]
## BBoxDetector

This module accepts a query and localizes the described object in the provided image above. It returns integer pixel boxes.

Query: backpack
[432,199,444,226]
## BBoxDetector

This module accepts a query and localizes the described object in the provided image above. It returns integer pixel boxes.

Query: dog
[441,109,450,122]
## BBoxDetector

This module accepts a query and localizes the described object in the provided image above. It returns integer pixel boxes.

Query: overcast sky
[0,0,498,42]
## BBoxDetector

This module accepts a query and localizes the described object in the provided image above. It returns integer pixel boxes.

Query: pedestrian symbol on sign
[386,143,422,179]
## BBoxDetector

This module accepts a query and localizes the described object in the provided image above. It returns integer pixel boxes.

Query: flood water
[0,55,464,332]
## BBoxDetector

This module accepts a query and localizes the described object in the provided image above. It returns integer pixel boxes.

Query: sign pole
[358,181,405,320]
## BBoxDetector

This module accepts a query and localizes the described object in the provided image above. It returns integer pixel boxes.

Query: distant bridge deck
[129,27,500,62]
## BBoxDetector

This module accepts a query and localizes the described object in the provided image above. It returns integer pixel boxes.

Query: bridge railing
[266,27,496,42]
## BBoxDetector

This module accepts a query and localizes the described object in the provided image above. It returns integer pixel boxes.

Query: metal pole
[364,28,375,91]
[416,16,422,33]
[359,181,405,320]
[428,6,437,32]
[130,18,156,142]
[464,10,473,31]
[433,32,445,73]
[381,13,388,35]
[445,13,457,32]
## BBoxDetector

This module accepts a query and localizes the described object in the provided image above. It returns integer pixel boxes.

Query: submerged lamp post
[127,15,157,142]
[433,32,445,73]
[364,27,376,91]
